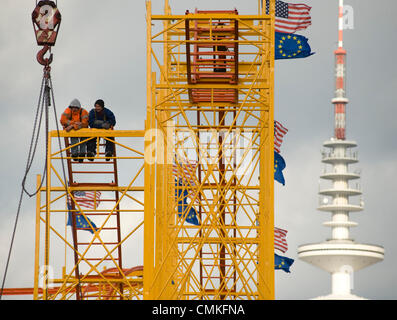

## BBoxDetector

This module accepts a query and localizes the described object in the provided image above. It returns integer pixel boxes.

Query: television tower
[297,0,384,299]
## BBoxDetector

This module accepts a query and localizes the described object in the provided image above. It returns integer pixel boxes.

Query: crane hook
[36,45,53,66]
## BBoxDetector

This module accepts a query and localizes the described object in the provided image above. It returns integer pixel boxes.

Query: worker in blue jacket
[87,99,116,161]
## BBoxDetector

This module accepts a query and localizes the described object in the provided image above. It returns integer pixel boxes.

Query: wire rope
[0,66,70,299]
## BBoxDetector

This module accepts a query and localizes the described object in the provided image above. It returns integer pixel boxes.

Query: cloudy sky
[0,0,396,300]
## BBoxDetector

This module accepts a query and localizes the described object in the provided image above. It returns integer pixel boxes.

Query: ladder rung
[70,182,117,187]
[77,242,119,246]
[83,295,123,298]
[76,227,118,231]
[189,28,236,32]
[193,72,234,76]
[70,171,116,174]
[84,258,119,261]
[72,161,117,164]
[200,276,233,279]
[203,289,236,294]
[195,59,235,62]
[81,213,122,216]
[189,51,236,56]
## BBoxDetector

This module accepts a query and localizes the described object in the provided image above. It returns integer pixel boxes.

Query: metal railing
[321,150,358,161]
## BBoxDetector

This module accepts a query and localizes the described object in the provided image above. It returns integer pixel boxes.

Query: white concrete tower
[297,0,384,299]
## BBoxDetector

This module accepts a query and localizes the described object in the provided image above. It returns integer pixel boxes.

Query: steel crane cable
[0,71,48,299]
[22,76,48,197]
[0,0,66,301]
[0,67,70,299]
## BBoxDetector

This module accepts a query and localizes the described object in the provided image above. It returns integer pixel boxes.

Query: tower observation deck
[297,0,384,299]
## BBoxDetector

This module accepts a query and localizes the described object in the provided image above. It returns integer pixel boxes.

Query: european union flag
[67,204,98,234]
[274,151,286,185]
[275,253,294,273]
[175,179,200,226]
[275,32,314,60]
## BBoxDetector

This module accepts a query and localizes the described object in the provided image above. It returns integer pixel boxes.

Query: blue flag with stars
[274,151,286,185]
[275,32,314,60]
[275,253,294,273]
[175,179,200,226]
[67,204,98,234]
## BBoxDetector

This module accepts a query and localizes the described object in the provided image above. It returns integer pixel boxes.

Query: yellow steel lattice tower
[34,130,145,300]
[144,0,275,300]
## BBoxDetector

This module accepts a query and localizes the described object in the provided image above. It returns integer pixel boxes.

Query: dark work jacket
[88,107,116,128]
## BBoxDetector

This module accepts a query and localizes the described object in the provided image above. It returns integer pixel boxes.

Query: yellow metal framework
[32,0,275,301]
[34,129,145,300]
[144,0,275,299]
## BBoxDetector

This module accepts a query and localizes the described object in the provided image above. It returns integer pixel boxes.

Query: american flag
[255,220,289,253]
[68,191,101,210]
[274,120,288,153]
[173,160,199,203]
[266,0,312,34]
[274,227,288,253]
[172,160,198,186]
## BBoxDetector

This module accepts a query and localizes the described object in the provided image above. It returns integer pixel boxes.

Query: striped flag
[255,219,289,253]
[173,160,199,204]
[274,120,288,153]
[274,227,288,253]
[68,191,101,210]
[266,0,312,34]
[172,160,198,186]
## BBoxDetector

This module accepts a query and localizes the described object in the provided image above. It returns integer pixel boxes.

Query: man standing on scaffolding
[86,99,116,161]
[60,98,89,162]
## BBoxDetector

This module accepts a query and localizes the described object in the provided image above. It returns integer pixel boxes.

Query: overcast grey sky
[0,0,396,300]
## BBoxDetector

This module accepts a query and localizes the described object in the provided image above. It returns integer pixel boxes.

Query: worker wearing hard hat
[60,98,89,162]
[87,99,116,161]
